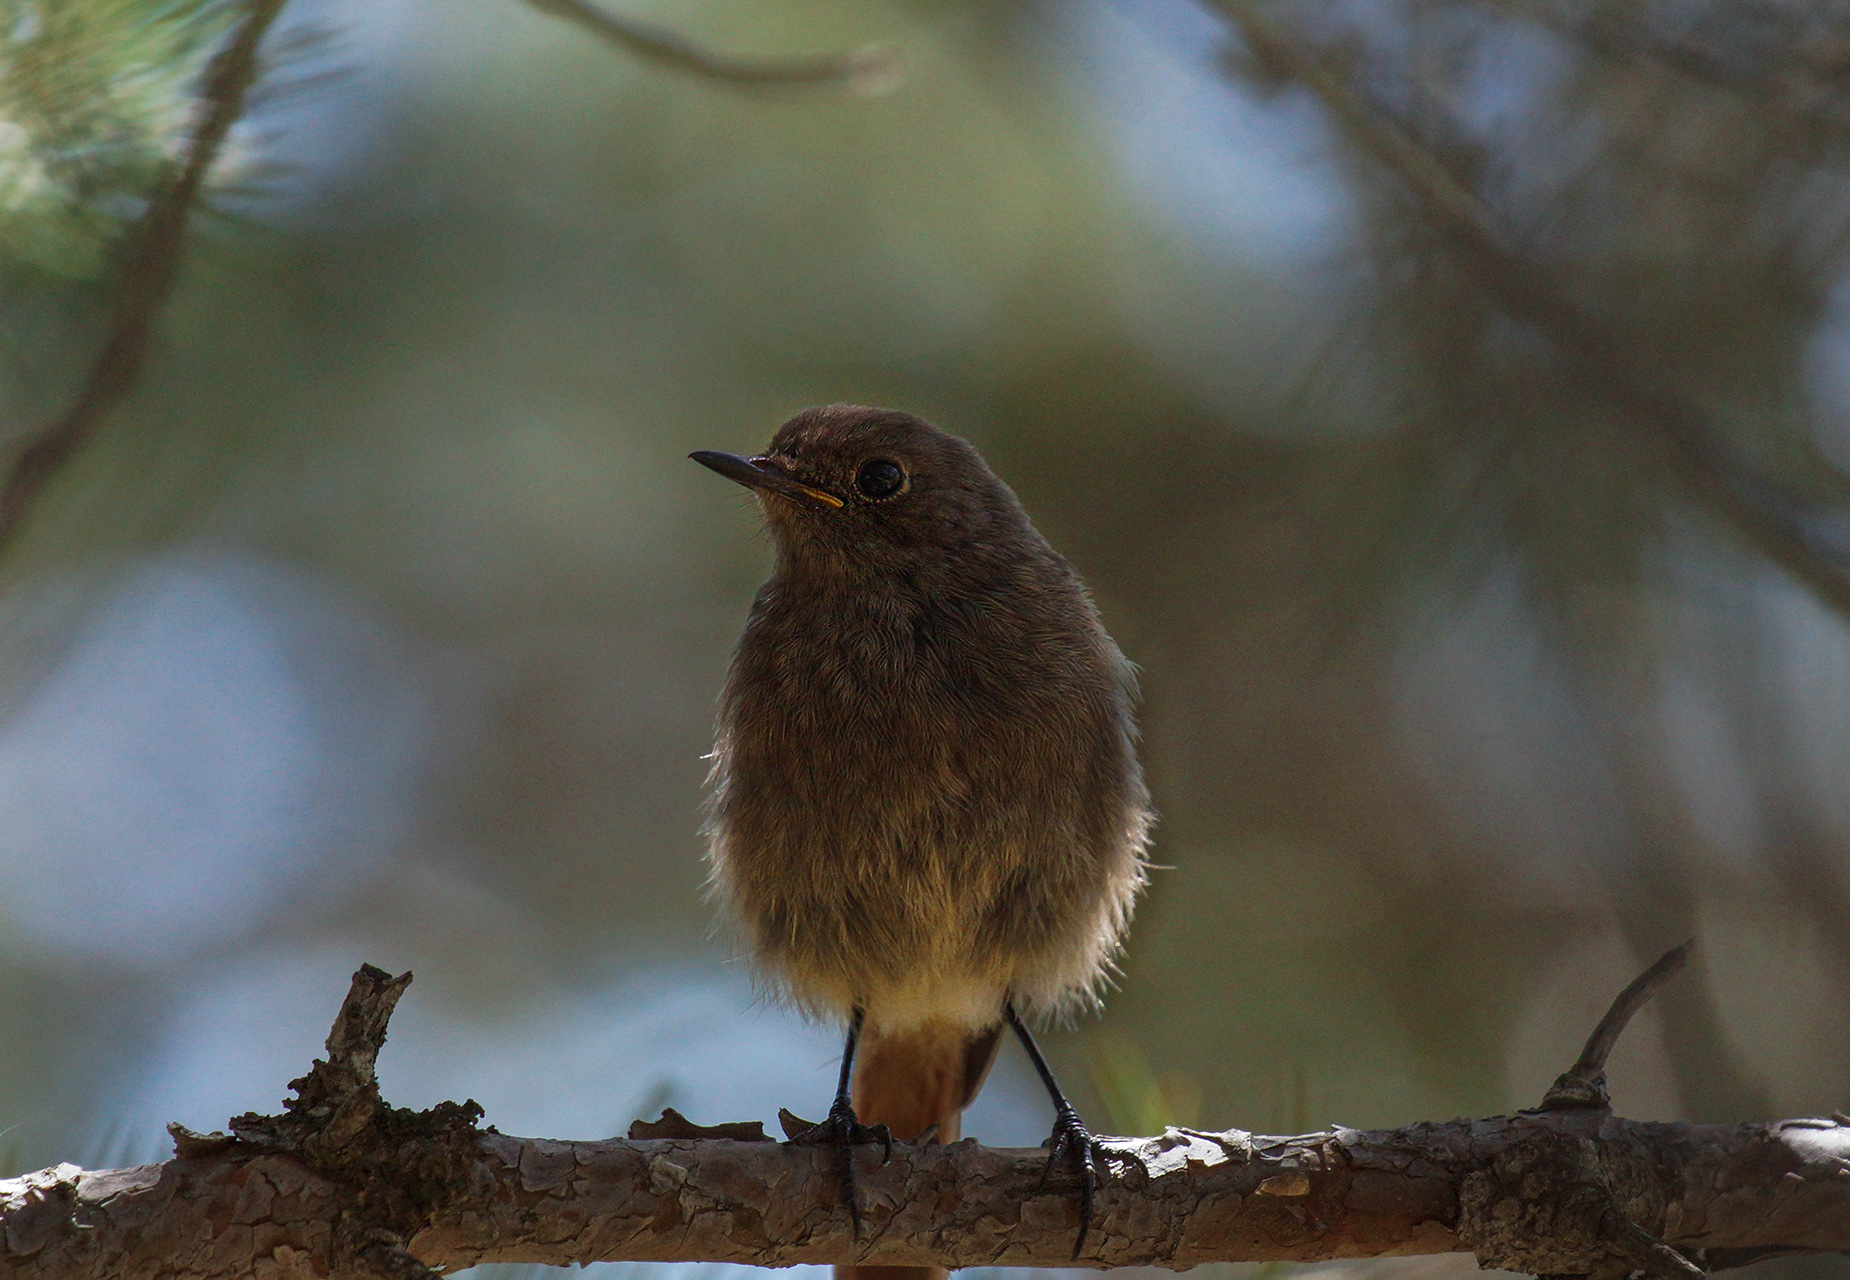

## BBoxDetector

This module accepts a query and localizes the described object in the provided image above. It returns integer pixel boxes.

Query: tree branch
[518,0,901,93]
[0,0,290,551]
[1207,0,1850,625]
[1542,939,1692,1112]
[1,953,1846,1277]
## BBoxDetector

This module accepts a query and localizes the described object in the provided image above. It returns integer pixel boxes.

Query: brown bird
[693,405,1152,1279]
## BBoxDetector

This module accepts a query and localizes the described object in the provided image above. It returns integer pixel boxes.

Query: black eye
[854,459,906,499]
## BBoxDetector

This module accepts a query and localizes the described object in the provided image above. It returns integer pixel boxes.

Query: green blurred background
[4,1,1850,1278]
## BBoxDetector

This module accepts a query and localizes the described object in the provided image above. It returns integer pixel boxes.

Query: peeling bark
[1,962,1845,1279]
[1,1110,1847,1277]
[0,1102,1842,1272]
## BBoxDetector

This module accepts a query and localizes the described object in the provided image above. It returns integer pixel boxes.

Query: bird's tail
[836,1019,1001,1280]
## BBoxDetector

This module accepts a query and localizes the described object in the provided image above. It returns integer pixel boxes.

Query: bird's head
[692,405,1033,579]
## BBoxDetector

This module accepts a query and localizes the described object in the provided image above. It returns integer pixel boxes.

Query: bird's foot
[1040,1102,1106,1259]
[782,1101,893,1236]
[782,1099,893,1157]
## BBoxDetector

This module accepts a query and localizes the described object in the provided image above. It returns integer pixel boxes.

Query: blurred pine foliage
[0,0,230,282]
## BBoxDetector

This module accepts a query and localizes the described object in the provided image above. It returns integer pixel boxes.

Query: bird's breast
[716,582,1107,839]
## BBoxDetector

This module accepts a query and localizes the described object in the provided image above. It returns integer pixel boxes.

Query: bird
[692,405,1152,1279]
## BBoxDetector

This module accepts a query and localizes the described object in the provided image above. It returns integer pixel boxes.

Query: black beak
[690,451,843,509]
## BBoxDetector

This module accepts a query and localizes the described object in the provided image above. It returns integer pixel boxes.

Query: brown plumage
[694,405,1152,1278]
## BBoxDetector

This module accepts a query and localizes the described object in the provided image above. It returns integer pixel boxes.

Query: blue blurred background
[5,2,1850,1279]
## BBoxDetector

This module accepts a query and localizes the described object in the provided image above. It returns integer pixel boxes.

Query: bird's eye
[854,459,906,500]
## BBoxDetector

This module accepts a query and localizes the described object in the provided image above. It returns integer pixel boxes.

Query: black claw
[1041,1102,1105,1258]
[1005,1001,1110,1260]
[788,1097,891,1236]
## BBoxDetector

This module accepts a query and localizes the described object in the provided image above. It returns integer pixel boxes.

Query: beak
[689,451,844,509]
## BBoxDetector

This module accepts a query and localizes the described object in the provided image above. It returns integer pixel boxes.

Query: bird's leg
[1005,1000,1105,1260]
[787,1006,892,1236]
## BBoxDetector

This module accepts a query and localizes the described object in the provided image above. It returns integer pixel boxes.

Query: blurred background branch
[1212,0,1850,622]
[0,0,287,551]
[519,0,900,92]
